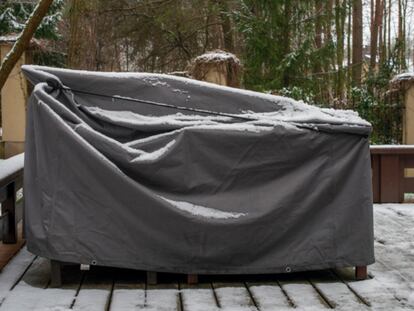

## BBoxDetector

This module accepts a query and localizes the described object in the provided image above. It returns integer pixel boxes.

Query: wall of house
[0,43,27,158]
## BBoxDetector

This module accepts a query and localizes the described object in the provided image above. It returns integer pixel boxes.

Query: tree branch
[0,0,54,91]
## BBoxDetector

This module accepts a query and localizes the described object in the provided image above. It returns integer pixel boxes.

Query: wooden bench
[0,153,24,244]
[0,153,25,271]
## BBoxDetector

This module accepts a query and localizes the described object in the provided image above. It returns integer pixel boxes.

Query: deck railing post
[380,155,402,203]
[2,181,17,244]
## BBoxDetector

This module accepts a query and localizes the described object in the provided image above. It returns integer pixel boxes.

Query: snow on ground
[0,203,413,310]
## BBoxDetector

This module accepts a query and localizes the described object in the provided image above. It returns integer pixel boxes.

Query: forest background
[1,0,414,143]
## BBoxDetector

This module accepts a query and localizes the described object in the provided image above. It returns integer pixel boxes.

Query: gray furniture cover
[22,65,375,274]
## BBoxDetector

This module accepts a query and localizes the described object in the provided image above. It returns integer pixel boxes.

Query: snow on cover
[84,106,297,133]
[131,140,176,163]
[158,196,247,219]
[23,65,369,128]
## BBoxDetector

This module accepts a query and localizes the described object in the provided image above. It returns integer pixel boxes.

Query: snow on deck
[0,153,24,182]
[0,203,413,310]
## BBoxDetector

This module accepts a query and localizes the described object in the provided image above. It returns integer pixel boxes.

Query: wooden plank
[403,177,414,193]
[0,247,35,305]
[146,283,180,311]
[181,283,219,311]
[401,156,414,168]
[370,146,414,155]
[334,266,409,310]
[278,279,329,309]
[309,270,370,310]
[380,155,403,203]
[0,257,79,310]
[110,284,145,310]
[110,270,146,310]
[213,282,257,311]
[71,267,114,311]
[0,223,25,271]
[247,282,292,310]
[371,154,381,203]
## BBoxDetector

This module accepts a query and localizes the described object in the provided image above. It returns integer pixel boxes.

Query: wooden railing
[371,145,414,203]
[0,153,24,244]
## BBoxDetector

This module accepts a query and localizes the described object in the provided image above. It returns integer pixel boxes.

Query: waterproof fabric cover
[22,65,375,274]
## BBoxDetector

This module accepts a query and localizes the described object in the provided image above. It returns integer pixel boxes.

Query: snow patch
[391,72,414,82]
[131,140,176,163]
[143,76,171,87]
[158,196,247,219]
[370,144,414,149]
[85,107,227,128]
[0,153,24,181]
[194,51,241,64]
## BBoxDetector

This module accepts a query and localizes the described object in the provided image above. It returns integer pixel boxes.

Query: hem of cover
[27,245,375,275]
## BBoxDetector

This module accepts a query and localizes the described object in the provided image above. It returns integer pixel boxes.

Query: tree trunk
[0,0,54,90]
[387,0,391,58]
[380,0,386,63]
[352,0,363,86]
[335,0,346,102]
[397,0,405,70]
[315,0,323,50]
[347,0,352,96]
[217,0,234,52]
[370,0,382,71]
[314,0,323,76]
[282,0,291,87]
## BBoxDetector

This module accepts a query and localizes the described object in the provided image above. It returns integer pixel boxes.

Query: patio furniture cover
[22,65,375,274]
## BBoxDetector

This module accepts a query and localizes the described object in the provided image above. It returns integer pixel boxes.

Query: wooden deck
[0,203,413,310]
[0,222,25,271]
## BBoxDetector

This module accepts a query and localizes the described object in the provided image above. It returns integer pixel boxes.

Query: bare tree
[352,0,363,86]
[0,0,54,90]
